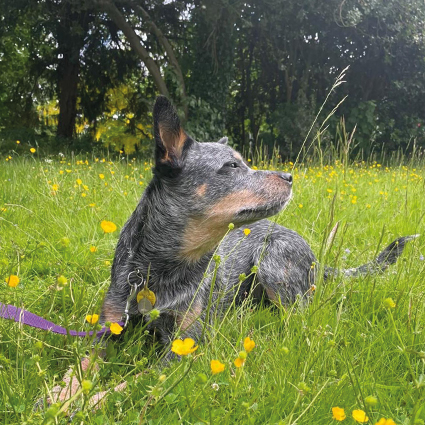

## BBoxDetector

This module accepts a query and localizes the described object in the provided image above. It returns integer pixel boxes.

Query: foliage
[1,0,425,155]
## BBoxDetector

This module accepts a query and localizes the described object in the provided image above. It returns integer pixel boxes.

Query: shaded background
[1,0,424,158]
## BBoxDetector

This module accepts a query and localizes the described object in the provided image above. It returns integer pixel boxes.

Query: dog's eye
[218,161,241,174]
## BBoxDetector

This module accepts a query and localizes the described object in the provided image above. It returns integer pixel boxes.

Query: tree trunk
[57,51,80,139]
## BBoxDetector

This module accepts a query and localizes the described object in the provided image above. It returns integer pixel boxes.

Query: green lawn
[1,153,424,424]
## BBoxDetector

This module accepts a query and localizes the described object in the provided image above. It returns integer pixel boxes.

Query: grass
[0,151,425,424]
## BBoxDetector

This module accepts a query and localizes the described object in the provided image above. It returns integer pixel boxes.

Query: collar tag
[137,286,156,314]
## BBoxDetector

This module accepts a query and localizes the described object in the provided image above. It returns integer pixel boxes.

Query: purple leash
[0,302,123,338]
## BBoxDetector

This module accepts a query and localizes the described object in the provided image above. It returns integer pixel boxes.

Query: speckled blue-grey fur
[100,96,416,352]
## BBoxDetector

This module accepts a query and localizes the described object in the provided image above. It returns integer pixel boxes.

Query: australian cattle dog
[48,96,416,407]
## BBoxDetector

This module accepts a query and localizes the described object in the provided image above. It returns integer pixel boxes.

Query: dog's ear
[153,96,190,170]
[217,137,228,145]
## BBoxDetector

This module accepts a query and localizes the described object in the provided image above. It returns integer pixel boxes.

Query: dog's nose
[280,173,293,185]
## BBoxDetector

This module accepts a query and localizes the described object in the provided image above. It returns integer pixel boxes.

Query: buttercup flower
[211,360,225,375]
[171,338,198,356]
[90,246,97,253]
[375,419,396,425]
[332,407,346,421]
[101,220,117,233]
[30,148,36,153]
[109,322,123,335]
[244,228,251,236]
[234,350,247,368]
[99,174,105,179]
[244,337,255,353]
[86,314,99,325]
[352,409,369,423]
[5,275,19,288]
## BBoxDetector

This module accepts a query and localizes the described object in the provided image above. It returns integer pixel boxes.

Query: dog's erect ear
[153,96,190,169]
[217,137,228,145]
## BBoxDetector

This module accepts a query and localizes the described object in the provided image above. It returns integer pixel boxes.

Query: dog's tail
[324,235,420,279]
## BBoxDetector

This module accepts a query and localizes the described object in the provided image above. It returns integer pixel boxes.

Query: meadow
[1,149,425,424]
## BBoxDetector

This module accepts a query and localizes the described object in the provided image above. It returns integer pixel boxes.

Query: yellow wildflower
[52,184,59,191]
[99,174,105,179]
[244,337,255,353]
[5,275,19,288]
[244,228,251,236]
[352,409,369,423]
[101,220,117,233]
[30,148,36,153]
[90,246,97,253]
[86,314,99,325]
[110,322,123,335]
[211,360,225,375]
[375,419,396,425]
[332,407,346,421]
[234,350,247,367]
[76,179,82,185]
[16,140,20,144]
[171,338,198,356]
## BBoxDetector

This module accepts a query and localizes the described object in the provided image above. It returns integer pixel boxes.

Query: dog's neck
[127,182,215,284]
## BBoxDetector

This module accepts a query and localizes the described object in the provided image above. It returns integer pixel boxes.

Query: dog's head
[152,96,292,260]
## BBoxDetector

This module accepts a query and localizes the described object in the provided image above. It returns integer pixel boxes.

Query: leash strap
[0,302,123,338]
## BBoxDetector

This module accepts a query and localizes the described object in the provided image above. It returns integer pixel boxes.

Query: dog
[46,96,416,409]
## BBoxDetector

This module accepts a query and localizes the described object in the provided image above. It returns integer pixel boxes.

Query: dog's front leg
[149,298,205,362]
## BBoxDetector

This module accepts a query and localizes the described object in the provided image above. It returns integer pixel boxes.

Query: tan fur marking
[196,184,207,197]
[176,302,203,331]
[101,299,124,323]
[233,152,243,162]
[265,287,278,302]
[48,357,100,405]
[89,372,144,410]
[181,190,264,261]
[159,126,186,162]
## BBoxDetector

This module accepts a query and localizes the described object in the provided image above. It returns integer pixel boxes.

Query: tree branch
[131,2,187,119]
[96,0,170,97]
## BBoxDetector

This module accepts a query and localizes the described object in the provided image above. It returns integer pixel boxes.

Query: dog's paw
[33,365,84,413]
[88,380,129,411]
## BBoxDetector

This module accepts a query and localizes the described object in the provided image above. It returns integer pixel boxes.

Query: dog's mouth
[235,195,291,223]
